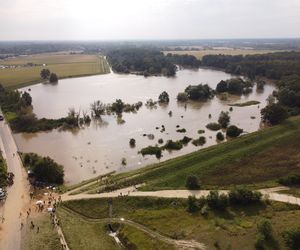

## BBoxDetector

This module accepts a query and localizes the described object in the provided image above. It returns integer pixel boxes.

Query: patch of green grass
[0,54,110,89]
[4,111,17,122]
[21,214,61,250]
[103,116,300,191]
[61,197,300,250]
[57,208,117,250]
[229,100,260,107]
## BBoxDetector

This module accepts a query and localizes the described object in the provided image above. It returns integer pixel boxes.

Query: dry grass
[0,53,110,88]
[164,49,278,59]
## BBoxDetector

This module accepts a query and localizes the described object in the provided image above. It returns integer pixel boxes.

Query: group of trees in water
[40,69,58,83]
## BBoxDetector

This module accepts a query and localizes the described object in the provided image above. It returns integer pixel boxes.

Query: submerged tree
[40,69,50,79]
[90,100,106,118]
[158,91,170,103]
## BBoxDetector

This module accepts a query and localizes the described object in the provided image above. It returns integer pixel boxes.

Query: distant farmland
[0,53,110,88]
[163,49,278,59]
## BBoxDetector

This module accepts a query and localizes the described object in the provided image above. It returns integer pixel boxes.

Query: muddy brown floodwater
[14,68,275,184]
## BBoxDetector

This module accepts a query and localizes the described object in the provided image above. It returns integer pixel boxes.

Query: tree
[158,91,170,103]
[207,191,228,210]
[216,80,227,93]
[49,73,58,83]
[184,84,215,101]
[40,69,50,79]
[218,111,230,128]
[216,132,224,141]
[20,91,32,107]
[283,227,300,250]
[111,99,125,114]
[261,103,288,125]
[226,125,243,137]
[32,156,64,184]
[90,100,106,118]
[257,219,272,240]
[186,175,200,190]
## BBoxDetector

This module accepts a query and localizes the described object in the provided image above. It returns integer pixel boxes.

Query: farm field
[59,197,300,250]
[163,49,278,59]
[0,53,110,88]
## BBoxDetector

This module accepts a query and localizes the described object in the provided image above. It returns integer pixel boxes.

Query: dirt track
[0,120,30,250]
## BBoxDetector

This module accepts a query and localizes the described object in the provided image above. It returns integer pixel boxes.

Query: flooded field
[14,68,275,184]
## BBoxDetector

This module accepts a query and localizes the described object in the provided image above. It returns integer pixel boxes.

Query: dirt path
[62,186,300,206]
[0,119,30,250]
[61,206,206,250]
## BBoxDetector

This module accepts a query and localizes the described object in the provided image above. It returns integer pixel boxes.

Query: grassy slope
[21,214,61,250]
[163,49,278,59]
[62,197,300,250]
[101,116,300,190]
[57,206,174,250]
[0,54,110,89]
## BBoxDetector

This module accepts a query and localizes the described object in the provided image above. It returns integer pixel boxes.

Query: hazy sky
[0,0,300,40]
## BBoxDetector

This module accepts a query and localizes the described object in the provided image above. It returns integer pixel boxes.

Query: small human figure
[20,222,24,230]
[36,226,39,233]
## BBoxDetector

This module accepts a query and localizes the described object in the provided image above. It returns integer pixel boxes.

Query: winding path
[0,118,30,250]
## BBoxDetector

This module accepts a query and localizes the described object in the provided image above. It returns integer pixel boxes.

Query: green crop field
[91,116,300,192]
[60,197,300,250]
[163,49,278,59]
[0,53,110,89]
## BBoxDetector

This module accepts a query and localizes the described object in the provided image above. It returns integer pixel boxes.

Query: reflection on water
[14,68,275,184]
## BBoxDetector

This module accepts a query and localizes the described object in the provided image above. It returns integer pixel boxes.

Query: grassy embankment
[59,197,300,250]
[78,116,300,193]
[0,53,110,89]
[163,49,278,59]
[57,205,174,250]
[21,214,61,250]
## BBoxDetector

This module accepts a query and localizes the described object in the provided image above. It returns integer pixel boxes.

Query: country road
[0,118,29,250]
[62,184,300,206]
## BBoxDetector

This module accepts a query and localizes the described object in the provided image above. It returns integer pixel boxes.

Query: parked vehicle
[0,115,4,121]
[0,188,6,200]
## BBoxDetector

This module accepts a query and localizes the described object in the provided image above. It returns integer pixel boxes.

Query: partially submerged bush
[176,128,186,133]
[216,132,225,141]
[129,138,136,147]
[226,125,243,137]
[140,146,162,159]
[177,92,189,102]
[180,136,192,145]
[163,140,183,150]
[206,122,221,131]
[192,136,206,146]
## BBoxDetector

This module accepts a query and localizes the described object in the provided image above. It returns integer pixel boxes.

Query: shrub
[218,111,230,128]
[180,136,192,145]
[140,146,162,159]
[279,174,300,186]
[257,219,272,241]
[197,129,205,134]
[158,91,170,103]
[129,138,136,147]
[206,122,221,131]
[207,191,229,210]
[186,175,200,190]
[216,132,225,141]
[187,195,199,213]
[192,136,206,146]
[255,233,265,250]
[49,73,58,83]
[158,138,164,144]
[283,227,300,250]
[176,128,187,133]
[229,188,262,205]
[163,140,183,150]
[226,125,243,137]
[177,92,188,102]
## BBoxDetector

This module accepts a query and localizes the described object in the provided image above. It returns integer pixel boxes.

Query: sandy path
[0,119,30,250]
[62,185,300,206]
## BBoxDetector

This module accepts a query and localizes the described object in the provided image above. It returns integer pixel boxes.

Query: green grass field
[21,214,61,250]
[60,197,300,250]
[88,116,300,192]
[163,49,278,59]
[0,53,110,88]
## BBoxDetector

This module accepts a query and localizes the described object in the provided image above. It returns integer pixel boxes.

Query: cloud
[0,0,299,40]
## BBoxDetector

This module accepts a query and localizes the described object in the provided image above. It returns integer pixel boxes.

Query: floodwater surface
[14,69,275,184]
